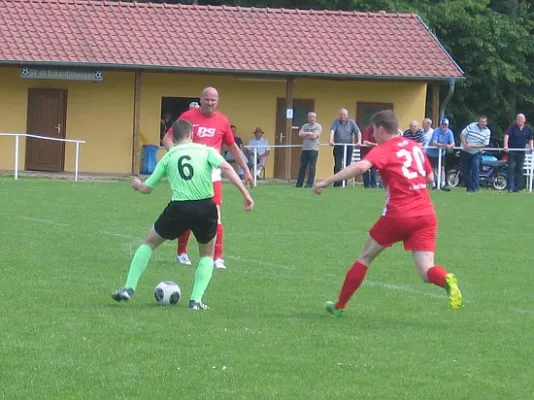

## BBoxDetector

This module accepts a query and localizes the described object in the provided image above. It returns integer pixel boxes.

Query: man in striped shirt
[460,116,491,192]
[403,120,426,145]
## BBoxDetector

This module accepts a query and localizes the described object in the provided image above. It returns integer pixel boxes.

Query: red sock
[177,230,191,255]
[335,261,368,310]
[427,265,447,288]
[214,224,224,259]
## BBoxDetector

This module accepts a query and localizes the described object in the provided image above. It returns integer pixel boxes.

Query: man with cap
[245,127,271,178]
[427,118,455,191]
[460,116,491,192]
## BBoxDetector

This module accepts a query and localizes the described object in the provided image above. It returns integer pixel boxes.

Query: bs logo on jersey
[196,126,217,137]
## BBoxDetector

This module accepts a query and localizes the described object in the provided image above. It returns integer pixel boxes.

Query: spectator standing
[360,125,378,188]
[503,113,534,192]
[329,108,361,187]
[427,119,454,191]
[403,120,426,145]
[296,112,322,188]
[460,116,491,193]
[422,118,434,149]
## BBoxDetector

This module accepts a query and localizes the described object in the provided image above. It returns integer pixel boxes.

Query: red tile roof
[0,0,463,80]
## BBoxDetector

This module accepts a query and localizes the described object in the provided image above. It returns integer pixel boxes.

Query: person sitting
[245,127,271,179]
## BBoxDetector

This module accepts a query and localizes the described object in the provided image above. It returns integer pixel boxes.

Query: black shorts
[154,199,218,244]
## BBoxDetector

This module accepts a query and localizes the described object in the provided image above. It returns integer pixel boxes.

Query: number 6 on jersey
[177,155,194,180]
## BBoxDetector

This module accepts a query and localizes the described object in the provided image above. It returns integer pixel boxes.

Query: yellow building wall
[295,78,427,180]
[140,73,426,180]
[0,67,426,179]
[0,67,134,174]
[139,73,287,166]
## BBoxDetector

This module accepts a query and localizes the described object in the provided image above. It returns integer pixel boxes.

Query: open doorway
[160,96,199,141]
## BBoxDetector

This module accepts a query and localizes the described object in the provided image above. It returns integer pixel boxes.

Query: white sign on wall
[286,108,293,119]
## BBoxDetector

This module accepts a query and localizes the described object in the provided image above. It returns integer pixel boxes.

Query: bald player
[113,120,254,309]
[162,87,252,269]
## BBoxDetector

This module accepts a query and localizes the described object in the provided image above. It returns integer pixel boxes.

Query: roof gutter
[1,59,464,82]
[439,79,456,120]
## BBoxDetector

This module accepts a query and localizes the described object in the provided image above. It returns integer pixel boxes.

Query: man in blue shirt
[329,108,361,187]
[504,113,534,192]
[427,118,455,191]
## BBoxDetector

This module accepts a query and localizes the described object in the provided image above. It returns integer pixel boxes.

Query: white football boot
[214,258,227,269]
[177,253,192,265]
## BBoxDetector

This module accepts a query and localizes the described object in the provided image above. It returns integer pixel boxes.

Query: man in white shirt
[460,116,491,192]
[245,127,271,178]
[422,118,434,150]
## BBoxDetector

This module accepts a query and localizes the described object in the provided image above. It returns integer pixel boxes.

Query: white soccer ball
[154,281,181,306]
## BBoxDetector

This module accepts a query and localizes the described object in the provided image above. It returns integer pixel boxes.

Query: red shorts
[212,181,222,206]
[369,214,437,252]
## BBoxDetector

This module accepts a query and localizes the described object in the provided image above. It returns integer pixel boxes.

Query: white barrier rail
[415,146,533,193]
[240,143,534,191]
[243,142,356,188]
[0,133,87,181]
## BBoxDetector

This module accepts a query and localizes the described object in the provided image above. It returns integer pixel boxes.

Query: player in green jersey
[112,120,254,310]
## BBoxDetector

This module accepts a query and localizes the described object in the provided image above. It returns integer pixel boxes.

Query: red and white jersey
[166,108,235,152]
[364,136,435,218]
[166,108,235,182]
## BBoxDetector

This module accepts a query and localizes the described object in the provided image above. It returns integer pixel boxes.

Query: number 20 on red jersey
[396,146,427,180]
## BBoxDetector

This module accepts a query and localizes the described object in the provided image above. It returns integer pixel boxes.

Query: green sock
[125,244,153,290]
[190,256,214,302]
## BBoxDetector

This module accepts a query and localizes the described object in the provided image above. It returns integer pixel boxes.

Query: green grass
[1,178,533,399]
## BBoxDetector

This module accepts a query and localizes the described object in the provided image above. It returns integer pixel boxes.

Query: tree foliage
[129,0,534,137]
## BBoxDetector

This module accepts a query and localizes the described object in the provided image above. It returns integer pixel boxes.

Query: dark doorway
[274,98,315,179]
[160,96,199,141]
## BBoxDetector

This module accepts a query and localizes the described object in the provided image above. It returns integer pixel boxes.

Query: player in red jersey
[162,87,253,269]
[313,110,463,317]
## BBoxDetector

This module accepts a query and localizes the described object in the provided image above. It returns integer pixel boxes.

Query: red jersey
[365,136,435,218]
[166,108,235,152]
[360,125,376,158]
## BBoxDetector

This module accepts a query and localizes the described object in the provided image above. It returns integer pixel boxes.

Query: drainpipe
[439,79,456,120]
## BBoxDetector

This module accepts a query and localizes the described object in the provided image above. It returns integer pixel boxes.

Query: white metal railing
[352,145,534,192]
[240,143,534,191]
[154,141,533,191]
[243,142,356,188]
[0,133,86,181]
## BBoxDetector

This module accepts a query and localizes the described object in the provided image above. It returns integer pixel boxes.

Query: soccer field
[1,178,533,400]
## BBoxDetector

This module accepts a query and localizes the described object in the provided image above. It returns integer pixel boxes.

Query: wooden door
[356,102,394,130]
[274,98,315,179]
[25,89,67,172]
